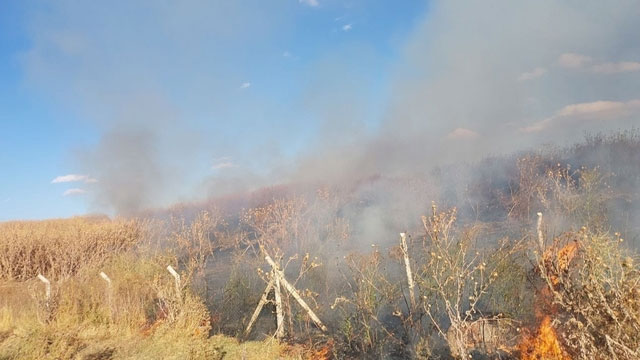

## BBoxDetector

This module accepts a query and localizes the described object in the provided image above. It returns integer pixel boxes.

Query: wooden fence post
[536,212,544,251]
[264,253,327,332]
[400,233,416,311]
[99,271,112,287]
[274,272,285,339]
[244,277,275,337]
[37,274,51,303]
[100,271,113,315]
[166,265,181,298]
[37,274,52,319]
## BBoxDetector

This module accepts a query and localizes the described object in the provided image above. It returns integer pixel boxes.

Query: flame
[520,241,578,359]
[519,316,569,360]
[543,240,579,285]
[555,240,579,271]
[307,339,333,360]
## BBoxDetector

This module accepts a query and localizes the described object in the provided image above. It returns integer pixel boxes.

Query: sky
[0,0,639,221]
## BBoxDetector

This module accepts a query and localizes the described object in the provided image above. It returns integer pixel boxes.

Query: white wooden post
[37,274,52,318]
[167,265,181,297]
[537,212,544,251]
[274,272,285,339]
[37,274,51,301]
[400,233,416,311]
[100,271,112,286]
[100,271,113,314]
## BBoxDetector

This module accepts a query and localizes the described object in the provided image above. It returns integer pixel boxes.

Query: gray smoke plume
[293,0,640,185]
[22,1,293,215]
[21,0,640,215]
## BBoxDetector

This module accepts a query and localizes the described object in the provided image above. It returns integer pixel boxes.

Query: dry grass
[0,217,143,281]
[0,215,308,360]
[0,251,302,360]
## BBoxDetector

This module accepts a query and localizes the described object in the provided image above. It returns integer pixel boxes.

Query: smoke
[293,0,640,185]
[20,0,640,215]
[22,0,295,215]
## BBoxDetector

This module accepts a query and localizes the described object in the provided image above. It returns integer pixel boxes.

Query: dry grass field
[0,217,310,360]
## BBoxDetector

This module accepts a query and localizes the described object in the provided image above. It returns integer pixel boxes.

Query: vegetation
[1,131,639,359]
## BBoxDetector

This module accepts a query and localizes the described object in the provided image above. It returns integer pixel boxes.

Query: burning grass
[532,222,640,360]
[519,316,569,360]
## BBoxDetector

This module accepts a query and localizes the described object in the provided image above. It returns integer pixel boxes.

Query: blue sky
[1,0,639,221]
[0,2,98,219]
[0,1,429,220]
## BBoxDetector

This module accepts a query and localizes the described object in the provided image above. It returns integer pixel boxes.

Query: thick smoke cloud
[22,0,640,215]
[294,0,640,184]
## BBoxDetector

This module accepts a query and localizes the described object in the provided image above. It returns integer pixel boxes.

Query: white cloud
[211,157,237,170]
[51,174,97,184]
[558,53,592,68]
[299,0,319,7]
[240,82,251,89]
[521,99,640,133]
[63,188,87,196]
[282,51,291,58]
[446,128,479,140]
[557,53,640,74]
[590,61,640,74]
[517,67,547,81]
[342,24,352,32]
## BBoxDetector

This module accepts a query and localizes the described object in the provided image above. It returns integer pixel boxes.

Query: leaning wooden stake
[37,273,51,307]
[400,232,416,311]
[264,253,328,332]
[99,271,112,286]
[37,274,51,316]
[166,265,181,298]
[100,272,113,314]
[274,274,285,339]
[244,276,275,337]
[37,274,51,300]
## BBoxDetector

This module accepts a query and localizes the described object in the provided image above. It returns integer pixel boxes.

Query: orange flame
[306,339,333,360]
[519,316,569,360]
[521,241,579,359]
[543,240,579,285]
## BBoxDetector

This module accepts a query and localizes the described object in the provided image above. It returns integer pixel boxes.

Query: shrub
[534,218,640,359]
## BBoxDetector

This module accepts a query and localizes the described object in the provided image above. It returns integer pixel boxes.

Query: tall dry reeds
[0,217,144,281]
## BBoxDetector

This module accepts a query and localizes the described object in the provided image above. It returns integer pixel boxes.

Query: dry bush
[505,154,612,230]
[0,217,144,281]
[330,250,403,357]
[538,165,611,231]
[241,192,348,255]
[534,221,640,359]
[505,155,550,221]
[216,257,264,335]
[166,210,224,295]
[242,197,309,254]
[416,204,523,359]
